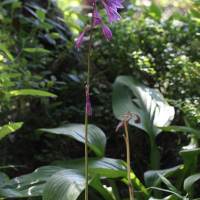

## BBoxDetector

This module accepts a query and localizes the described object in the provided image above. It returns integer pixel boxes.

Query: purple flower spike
[89,0,95,5]
[101,0,122,25]
[75,25,91,49]
[44,34,48,39]
[106,0,124,11]
[15,47,18,52]
[93,5,101,27]
[85,85,92,116]
[14,35,17,40]
[100,21,112,40]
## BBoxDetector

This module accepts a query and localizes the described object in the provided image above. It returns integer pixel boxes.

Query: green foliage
[36,124,107,157]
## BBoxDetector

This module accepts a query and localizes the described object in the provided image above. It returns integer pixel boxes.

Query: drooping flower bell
[105,0,124,11]
[85,85,92,116]
[101,0,122,25]
[89,0,95,5]
[75,25,91,49]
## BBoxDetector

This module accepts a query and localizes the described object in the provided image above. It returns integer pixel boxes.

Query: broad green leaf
[0,122,23,140]
[184,173,200,194]
[7,89,57,98]
[149,3,161,19]
[51,157,150,198]
[43,170,113,200]
[36,124,106,157]
[157,126,200,139]
[23,48,50,53]
[36,9,45,21]
[0,166,65,198]
[144,165,183,187]
[112,76,174,138]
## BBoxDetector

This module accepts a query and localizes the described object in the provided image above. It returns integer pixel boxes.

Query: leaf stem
[123,115,134,200]
[85,3,95,200]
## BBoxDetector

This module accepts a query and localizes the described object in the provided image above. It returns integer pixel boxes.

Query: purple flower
[15,47,18,52]
[105,0,124,11]
[10,134,15,143]
[101,0,122,25]
[89,0,95,5]
[44,34,48,39]
[100,21,112,40]
[75,25,91,49]
[93,5,101,27]
[85,85,92,116]
[42,57,46,60]
[14,35,17,40]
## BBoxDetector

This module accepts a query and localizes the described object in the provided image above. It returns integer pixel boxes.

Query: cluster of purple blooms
[75,0,124,49]
[79,0,124,116]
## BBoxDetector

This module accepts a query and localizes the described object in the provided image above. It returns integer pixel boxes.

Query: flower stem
[123,116,134,200]
[85,4,95,200]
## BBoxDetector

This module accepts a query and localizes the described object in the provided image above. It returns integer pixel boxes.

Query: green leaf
[9,73,22,78]
[0,165,26,170]
[0,44,14,61]
[11,1,22,9]
[0,122,23,140]
[150,187,184,199]
[40,22,52,29]
[2,0,18,6]
[0,158,150,199]
[184,173,200,194]
[144,165,183,188]
[51,157,150,198]
[36,124,106,157]
[0,166,65,198]
[7,89,57,98]
[149,3,161,19]
[49,32,61,39]
[0,172,9,186]
[43,170,113,200]
[180,148,200,167]
[36,9,45,21]
[157,126,200,139]
[190,8,200,18]
[157,174,183,199]
[112,76,174,138]
[23,48,50,53]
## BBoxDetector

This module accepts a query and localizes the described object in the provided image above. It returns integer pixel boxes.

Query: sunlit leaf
[0,122,23,140]
[23,48,50,53]
[7,89,57,98]
[112,76,174,138]
[36,9,45,21]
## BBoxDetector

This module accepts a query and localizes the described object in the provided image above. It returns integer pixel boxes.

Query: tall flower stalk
[75,0,124,199]
[84,5,95,199]
[116,111,141,200]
